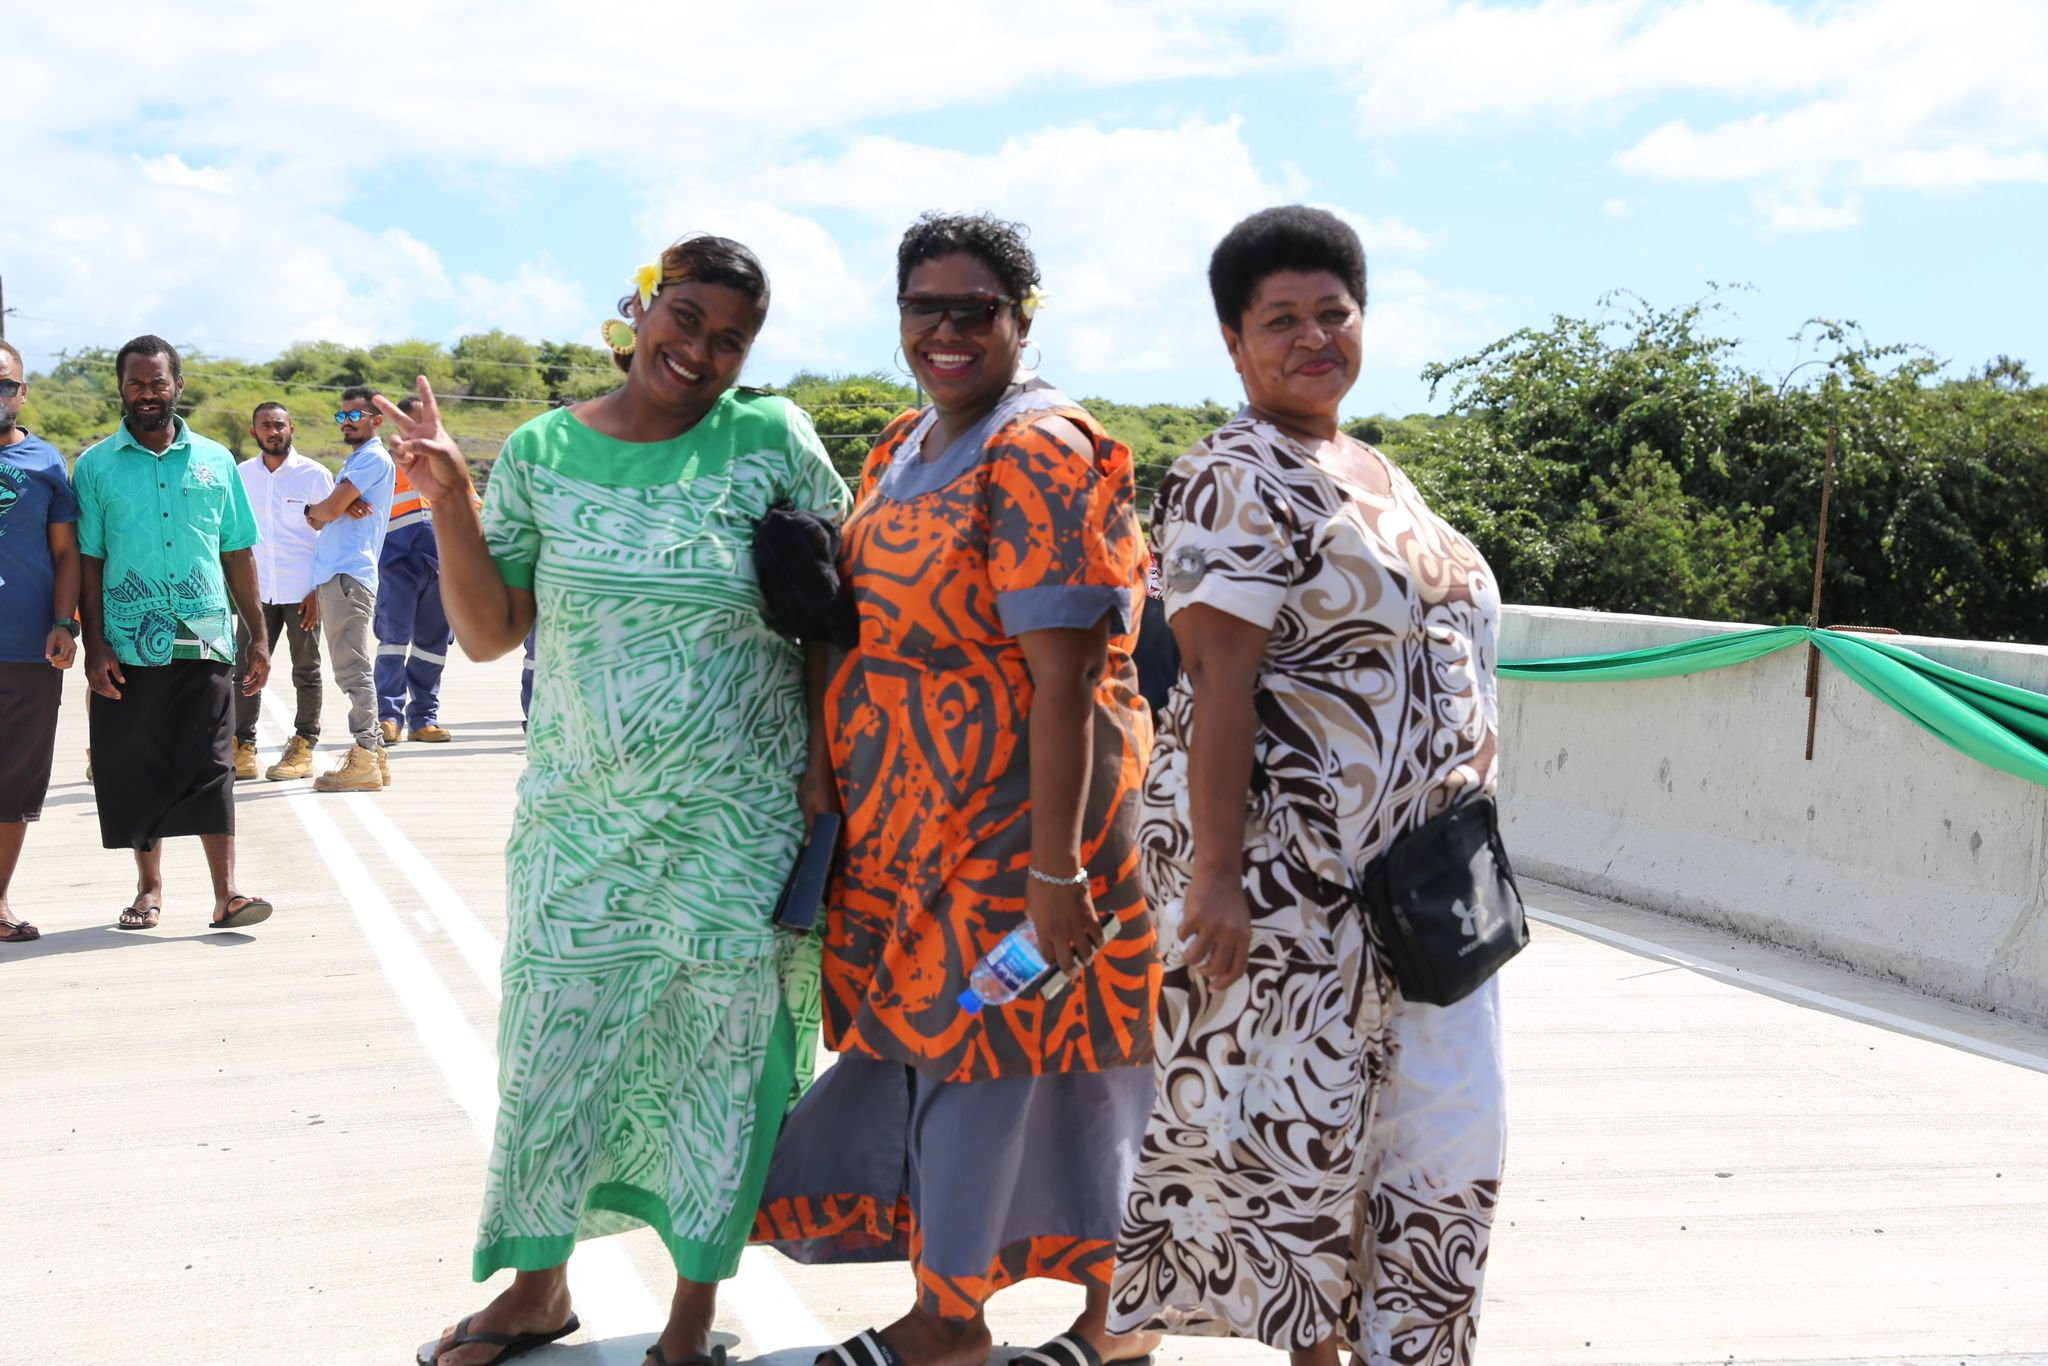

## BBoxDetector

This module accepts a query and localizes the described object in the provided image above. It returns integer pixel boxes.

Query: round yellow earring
[600,318,637,356]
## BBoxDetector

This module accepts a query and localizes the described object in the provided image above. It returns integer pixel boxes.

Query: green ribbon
[1500,625,2048,790]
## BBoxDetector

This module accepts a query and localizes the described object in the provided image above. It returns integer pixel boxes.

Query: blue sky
[9,0,2044,419]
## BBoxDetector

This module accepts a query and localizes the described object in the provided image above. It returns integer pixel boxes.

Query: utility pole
[1,274,9,340]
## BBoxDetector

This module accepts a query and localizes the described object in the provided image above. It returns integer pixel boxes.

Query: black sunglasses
[333,409,375,424]
[0,380,23,399]
[897,294,1016,334]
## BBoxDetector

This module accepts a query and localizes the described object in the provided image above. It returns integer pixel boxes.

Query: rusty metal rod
[1804,423,1838,761]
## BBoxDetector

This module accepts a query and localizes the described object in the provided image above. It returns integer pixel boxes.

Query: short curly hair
[895,212,1041,303]
[1208,206,1367,329]
[115,334,183,385]
[613,234,772,373]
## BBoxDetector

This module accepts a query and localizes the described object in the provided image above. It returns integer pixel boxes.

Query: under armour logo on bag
[1453,896,1498,943]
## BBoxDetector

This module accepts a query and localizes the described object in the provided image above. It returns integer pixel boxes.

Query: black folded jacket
[753,500,859,649]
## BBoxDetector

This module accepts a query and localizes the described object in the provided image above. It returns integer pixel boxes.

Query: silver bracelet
[1028,865,1091,888]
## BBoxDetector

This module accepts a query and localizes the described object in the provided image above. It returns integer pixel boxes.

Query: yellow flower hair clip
[1020,287,1050,320]
[633,262,663,311]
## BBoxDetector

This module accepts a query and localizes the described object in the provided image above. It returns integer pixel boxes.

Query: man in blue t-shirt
[304,384,396,791]
[0,340,82,943]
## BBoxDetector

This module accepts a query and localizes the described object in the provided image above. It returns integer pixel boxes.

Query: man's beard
[124,400,175,432]
[0,409,17,439]
[260,436,292,456]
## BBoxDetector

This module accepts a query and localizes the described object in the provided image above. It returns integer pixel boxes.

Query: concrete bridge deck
[6,654,2046,1366]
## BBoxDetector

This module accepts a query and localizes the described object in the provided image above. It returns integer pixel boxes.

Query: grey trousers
[235,601,322,744]
[316,574,382,751]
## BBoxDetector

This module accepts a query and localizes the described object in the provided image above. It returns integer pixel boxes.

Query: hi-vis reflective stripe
[379,644,450,665]
[389,508,431,531]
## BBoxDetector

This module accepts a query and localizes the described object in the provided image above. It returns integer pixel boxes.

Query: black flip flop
[117,903,160,930]
[210,895,273,930]
[1016,1335,1152,1366]
[0,919,41,943]
[819,1329,906,1366]
[417,1312,581,1365]
[648,1344,729,1366]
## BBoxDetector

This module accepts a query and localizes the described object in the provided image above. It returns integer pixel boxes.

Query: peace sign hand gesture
[372,377,471,505]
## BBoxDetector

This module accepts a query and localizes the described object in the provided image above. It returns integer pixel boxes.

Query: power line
[17,316,921,403]
[41,353,916,410]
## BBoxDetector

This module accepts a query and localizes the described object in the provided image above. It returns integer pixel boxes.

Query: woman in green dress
[385,235,850,1366]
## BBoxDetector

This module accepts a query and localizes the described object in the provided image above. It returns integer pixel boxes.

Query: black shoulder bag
[1326,796,1529,1007]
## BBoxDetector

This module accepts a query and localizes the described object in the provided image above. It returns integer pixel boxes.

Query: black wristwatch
[51,618,80,637]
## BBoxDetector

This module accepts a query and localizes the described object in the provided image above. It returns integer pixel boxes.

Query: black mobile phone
[771,812,841,933]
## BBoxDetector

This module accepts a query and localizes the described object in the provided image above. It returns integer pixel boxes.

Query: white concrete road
[6,655,2046,1366]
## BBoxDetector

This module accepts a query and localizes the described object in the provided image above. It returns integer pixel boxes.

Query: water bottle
[959,923,1050,1015]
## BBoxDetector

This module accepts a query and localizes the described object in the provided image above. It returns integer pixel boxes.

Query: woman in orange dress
[756,214,1162,1366]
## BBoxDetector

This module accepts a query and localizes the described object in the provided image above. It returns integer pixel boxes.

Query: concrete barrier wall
[1496,606,2048,1024]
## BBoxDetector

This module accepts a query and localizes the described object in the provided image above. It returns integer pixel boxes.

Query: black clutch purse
[1337,795,1528,1006]
[772,812,841,934]
[753,501,858,649]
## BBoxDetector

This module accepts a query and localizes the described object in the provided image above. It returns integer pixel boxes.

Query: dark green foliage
[772,372,918,482]
[1408,292,2047,641]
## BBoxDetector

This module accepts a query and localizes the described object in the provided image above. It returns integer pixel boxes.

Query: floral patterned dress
[1108,411,1509,1366]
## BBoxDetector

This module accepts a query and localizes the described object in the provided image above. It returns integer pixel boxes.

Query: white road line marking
[1529,905,2048,1074]
[256,703,661,1361]
[262,686,831,1352]
[346,796,503,1001]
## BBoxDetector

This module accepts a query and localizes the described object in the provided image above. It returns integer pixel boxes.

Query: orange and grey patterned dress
[756,379,1161,1319]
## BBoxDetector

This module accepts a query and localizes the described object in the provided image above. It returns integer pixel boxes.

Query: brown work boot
[380,719,402,745]
[234,738,259,780]
[266,735,316,781]
[408,723,452,743]
[313,744,385,793]
[378,746,391,787]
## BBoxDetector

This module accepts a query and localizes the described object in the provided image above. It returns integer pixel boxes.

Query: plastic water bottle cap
[957,989,985,1016]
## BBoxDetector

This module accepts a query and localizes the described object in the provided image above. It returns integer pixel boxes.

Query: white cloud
[1301,0,2048,222]
[138,154,237,194]
[0,140,571,364]
[452,257,592,344]
[1753,187,1863,234]
[1366,268,1502,371]
[681,119,1448,384]
[15,2,1261,173]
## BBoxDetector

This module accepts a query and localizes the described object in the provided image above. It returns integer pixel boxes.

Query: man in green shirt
[75,336,277,930]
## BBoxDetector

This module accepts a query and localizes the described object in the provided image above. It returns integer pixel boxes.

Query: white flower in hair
[1020,287,1050,319]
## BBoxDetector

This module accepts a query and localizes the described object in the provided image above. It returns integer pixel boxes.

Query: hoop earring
[601,318,636,357]
[893,345,914,378]
[1019,342,1043,373]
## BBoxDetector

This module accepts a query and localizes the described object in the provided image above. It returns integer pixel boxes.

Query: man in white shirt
[233,402,334,780]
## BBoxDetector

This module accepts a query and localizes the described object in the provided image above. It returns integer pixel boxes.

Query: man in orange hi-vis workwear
[372,394,454,744]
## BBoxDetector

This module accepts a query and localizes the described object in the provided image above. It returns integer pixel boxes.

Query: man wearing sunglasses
[0,340,80,944]
[302,385,396,791]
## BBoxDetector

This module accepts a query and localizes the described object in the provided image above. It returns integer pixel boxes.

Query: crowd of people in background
[0,337,463,942]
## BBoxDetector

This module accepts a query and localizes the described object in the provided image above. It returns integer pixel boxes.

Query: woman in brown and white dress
[1108,206,1508,1366]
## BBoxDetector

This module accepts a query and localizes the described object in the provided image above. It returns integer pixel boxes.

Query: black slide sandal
[417,1311,581,1364]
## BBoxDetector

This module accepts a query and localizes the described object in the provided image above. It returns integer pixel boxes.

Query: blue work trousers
[374,521,452,729]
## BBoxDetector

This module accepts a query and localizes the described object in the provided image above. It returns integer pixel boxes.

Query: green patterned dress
[474,392,849,1282]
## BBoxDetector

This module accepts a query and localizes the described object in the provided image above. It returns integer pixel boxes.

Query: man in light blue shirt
[305,384,396,791]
